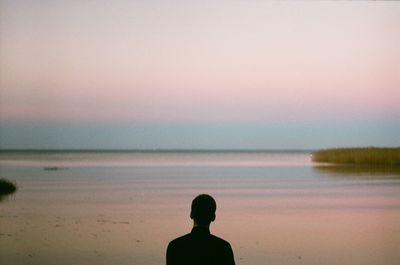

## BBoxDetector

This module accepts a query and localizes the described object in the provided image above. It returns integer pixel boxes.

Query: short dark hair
[190,194,216,225]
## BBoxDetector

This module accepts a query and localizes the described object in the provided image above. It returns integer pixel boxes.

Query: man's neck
[193,222,210,229]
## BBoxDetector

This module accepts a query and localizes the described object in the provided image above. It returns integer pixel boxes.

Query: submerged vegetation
[43,166,68,171]
[0,178,17,200]
[312,147,400,166]
[0,178,17,194]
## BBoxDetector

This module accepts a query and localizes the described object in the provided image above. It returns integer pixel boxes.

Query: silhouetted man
[166,194,235,265]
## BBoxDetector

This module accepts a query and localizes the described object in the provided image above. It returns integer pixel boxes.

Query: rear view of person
[166,194,235,265]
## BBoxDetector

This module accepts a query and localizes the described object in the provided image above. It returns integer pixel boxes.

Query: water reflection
[2,152,400,265]
[313,164,400,178]
[0,193,15,202]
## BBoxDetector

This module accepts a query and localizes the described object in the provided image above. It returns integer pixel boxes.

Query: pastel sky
[0,0,399,149]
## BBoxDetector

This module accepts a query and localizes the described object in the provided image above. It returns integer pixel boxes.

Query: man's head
[190,194,217,226]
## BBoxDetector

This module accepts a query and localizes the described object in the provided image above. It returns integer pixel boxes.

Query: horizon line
[0,148,315,153]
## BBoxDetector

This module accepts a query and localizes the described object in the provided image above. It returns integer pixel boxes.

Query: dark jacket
[167,227,235,265]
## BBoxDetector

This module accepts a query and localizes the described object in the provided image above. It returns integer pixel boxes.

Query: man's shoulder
[209,234,232,248]
[168,233,192,246]
[169,233,231,248]
[168,233,232,248]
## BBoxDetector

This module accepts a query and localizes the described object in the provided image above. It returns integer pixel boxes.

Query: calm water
[0,151,399,265]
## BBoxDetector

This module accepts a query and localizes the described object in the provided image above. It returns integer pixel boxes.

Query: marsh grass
[312,147,400,166]
[0,178,17,195]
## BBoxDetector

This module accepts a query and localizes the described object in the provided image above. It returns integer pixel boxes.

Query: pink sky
[1,1,399,123]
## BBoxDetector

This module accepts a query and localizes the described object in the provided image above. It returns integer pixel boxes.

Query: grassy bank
[0,178,17,196]
[312,147,400,166]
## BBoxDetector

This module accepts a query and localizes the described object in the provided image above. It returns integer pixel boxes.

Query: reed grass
[312,147,400,166]
[0,178,17,195]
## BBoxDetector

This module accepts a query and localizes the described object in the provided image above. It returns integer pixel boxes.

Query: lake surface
[1,151,399,265]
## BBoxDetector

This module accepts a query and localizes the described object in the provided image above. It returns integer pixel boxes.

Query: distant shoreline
[0,149,313,153]
[312,147,400,166]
